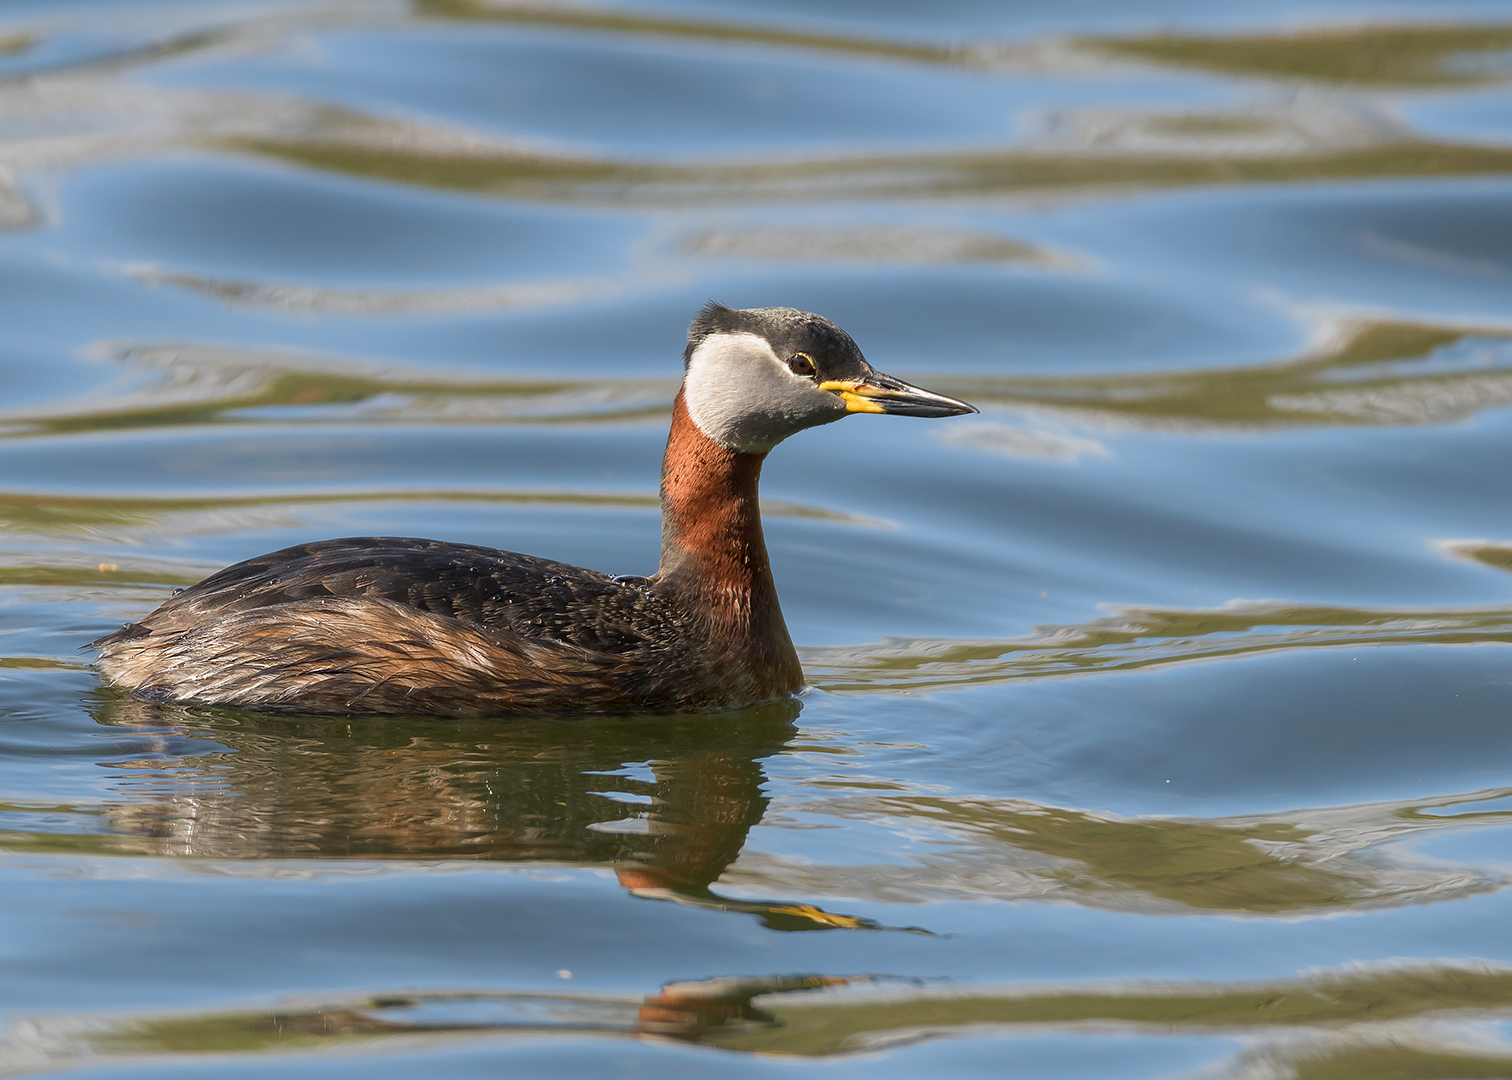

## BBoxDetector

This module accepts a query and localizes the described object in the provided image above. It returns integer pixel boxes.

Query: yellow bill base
[818,380,889,413]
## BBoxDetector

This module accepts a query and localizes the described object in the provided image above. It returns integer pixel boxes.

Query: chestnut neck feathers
[654,392,799,691]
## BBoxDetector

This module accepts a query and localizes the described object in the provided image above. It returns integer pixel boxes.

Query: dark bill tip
[818,374,978,418]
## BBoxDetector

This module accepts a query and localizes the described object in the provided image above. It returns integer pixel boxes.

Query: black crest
[683,302,867,373]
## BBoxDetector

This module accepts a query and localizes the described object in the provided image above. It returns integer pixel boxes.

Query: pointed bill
[818,372,978,417]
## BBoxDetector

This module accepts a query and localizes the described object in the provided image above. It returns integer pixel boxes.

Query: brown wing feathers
[90,537,672,714]
[99,596,630,714]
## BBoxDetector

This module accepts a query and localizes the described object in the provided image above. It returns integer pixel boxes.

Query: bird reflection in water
[76,974,892,1057]
[86,692,904,933]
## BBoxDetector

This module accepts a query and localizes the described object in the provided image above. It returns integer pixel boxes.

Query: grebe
[91,304,976,714]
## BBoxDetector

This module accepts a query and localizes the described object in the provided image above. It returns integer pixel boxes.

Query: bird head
[680,302,977,453]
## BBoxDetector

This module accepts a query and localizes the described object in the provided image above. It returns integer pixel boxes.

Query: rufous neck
[655,391,802,696]
[658,391,769,588]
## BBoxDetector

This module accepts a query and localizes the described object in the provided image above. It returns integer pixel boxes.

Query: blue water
[4,1,1512,1076]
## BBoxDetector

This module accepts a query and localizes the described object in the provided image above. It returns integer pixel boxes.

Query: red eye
[788,354,816,377]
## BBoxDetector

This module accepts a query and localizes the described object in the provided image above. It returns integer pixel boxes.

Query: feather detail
[98,596,631,714]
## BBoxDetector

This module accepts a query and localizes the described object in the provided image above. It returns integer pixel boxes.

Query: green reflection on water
[0,821,154,856]
[837,796,1357,913]
[1,346,674,438]
[0,657,87,669]
[0,683,1502,920]
[0,490,874,540]
[0,695,888,933]
[79,695,795,865]
[9,318,1508,445]
[1456,541,1512,575]
[221,134,1512,204]
[17,963,1512,1072]
[804,599,1512,693]
[0,491,650,537]
[0,27,226,84]
[940,321,1512,431]
[716,964,1512,1054]
[414,0,968,66]
[679,224,1072,266]
[0,564,200,588]
[416,2,1512,93]
[733,787,1512,915]
[1094,23,1512,86]
[1288,1044,1512,1080]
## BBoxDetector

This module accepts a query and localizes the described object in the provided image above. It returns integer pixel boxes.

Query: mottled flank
[91,535,768,714]
[96,593,624,712]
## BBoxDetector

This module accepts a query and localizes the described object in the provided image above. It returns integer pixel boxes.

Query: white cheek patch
[683,332,845,453]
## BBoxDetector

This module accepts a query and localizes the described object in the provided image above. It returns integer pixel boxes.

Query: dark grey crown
[684,302,868,379]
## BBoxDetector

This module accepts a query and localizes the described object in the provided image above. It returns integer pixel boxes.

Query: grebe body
[91,305,975,714]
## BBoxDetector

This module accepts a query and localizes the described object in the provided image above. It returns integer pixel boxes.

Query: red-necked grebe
[91,303,976,714]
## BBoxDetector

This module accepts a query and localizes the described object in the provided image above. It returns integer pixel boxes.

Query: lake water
[4,1,1512,1076]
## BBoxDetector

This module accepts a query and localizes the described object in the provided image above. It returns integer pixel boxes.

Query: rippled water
[4,1,1512,1076]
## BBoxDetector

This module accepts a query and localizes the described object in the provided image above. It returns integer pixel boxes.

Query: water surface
[3,1,1512,1076]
